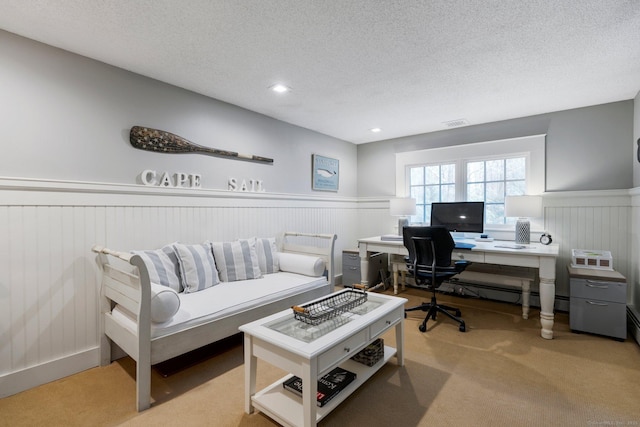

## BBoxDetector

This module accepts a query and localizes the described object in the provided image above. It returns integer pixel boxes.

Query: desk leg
[392,264,399,294]
[359,247,370,288]
[539,258,556,339]
[244,334,256,414]
[521,280,530,320]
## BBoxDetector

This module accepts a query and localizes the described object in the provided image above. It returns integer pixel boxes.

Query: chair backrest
[402,226,455,268]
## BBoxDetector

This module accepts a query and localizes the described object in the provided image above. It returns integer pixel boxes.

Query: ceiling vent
[443,118,470,128]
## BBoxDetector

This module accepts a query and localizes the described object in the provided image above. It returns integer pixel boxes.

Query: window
[395,135,545,230]
[409,163,456,223]
[466,157,526,225]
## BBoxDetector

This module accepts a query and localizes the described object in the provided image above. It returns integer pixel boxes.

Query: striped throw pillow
[255,237,279,274]
[131,245,182,292]
[210,238,262,282]
[173,243,220,293]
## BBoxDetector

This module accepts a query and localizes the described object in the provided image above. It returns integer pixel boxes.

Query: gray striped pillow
[172,243,220,293]
[131,245,182,292]
[255,237,279,274]
[210,238,262,282]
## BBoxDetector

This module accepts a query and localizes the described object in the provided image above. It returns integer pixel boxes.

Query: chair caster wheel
[459,324,466,332]
[404,312,407,318]
[419,324,427,332]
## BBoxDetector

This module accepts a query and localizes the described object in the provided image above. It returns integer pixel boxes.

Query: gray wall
[634,91,640,311]
[3,28,632,200]
[634,91,640,188]
[0,30,357,196]
[358,101,633,197]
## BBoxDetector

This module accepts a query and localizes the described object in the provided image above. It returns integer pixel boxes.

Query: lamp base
[515,218,530,244]
[398,217,409,235]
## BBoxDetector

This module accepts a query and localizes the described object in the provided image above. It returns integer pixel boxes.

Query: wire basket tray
[292,289,367,325]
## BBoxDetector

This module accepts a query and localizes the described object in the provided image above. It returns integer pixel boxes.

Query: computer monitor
[430,201,485,233]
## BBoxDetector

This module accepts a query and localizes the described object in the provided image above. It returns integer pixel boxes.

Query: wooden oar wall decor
[129,126,274,164]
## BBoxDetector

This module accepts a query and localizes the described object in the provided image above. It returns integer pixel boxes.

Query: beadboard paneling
[544,191,631,298]
[0,179,358,397]
[0,178,634,397]
[340,192,633,300]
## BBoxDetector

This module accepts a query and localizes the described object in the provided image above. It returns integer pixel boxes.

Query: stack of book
[351,338,384,366]
[282,367,357,407]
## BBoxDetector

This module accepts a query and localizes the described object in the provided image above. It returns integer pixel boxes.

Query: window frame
[395,134,546,231]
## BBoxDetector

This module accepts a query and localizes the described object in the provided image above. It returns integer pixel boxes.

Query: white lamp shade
[389,198,416,216]
[505,196,542,218]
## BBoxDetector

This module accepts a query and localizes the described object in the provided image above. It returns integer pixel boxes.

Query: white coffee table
[239,289,407,427]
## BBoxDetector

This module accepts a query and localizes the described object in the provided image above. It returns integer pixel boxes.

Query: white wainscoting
[356,191,633,306]
[544,190,631,298]
[0,177,635,397]
[0,177,359,397]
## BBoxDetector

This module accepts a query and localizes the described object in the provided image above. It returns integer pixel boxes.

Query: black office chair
[403,226,470,332]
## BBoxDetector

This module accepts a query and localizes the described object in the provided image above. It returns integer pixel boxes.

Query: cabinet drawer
[370,306,403,338]
[317,329,368,372]
[570,297,627,339]
[342,268,360,286]
[452,251,484,263]
[570,278,626,303]
[342,252,361,267]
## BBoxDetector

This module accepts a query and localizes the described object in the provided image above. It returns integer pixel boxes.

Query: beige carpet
[2,288,639,427]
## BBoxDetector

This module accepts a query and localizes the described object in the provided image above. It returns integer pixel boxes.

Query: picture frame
[312,154,339,191]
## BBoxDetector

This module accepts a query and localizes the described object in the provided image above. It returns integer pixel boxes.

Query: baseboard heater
[438,279,570,313]
[627,305,640,346]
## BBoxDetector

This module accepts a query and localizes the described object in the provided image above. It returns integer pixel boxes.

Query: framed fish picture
[312,154,339,191]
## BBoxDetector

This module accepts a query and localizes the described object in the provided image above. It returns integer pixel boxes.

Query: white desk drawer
[452,251,484,263]
[317,328,368,372]
[485,253,539,268]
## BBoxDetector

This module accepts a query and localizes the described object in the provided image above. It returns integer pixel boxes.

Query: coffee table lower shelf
[252,346,396,426]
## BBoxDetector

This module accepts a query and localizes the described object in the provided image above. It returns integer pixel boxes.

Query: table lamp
[505,195,542,244]
[389,197,416,235]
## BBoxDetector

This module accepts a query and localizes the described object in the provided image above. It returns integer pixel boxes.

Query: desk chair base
[405,296,466,332]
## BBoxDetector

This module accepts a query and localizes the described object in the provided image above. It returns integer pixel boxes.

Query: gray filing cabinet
[342,250,388,287]
[568,266,627,341]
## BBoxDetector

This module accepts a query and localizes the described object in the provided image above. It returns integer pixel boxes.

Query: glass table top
[266,300,382,343]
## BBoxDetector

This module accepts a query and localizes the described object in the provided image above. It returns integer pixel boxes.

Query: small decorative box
[351,338,384,366]
[571,249,613,270]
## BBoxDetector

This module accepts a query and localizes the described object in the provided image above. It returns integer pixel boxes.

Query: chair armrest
[454,260,471,272]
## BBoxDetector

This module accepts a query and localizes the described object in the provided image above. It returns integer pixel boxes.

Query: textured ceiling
[1,0,639,144]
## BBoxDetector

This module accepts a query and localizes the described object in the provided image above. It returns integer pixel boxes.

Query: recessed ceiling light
[442,118,469,128]
[270,84,290,93]
[370,128,382,133]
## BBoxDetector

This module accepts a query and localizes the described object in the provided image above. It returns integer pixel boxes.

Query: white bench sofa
[92,232,336,411]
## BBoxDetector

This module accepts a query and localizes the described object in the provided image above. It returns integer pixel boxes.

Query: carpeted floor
[1,287,639,426]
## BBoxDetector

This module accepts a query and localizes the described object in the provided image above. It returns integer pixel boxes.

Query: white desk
[358,236,560,339]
